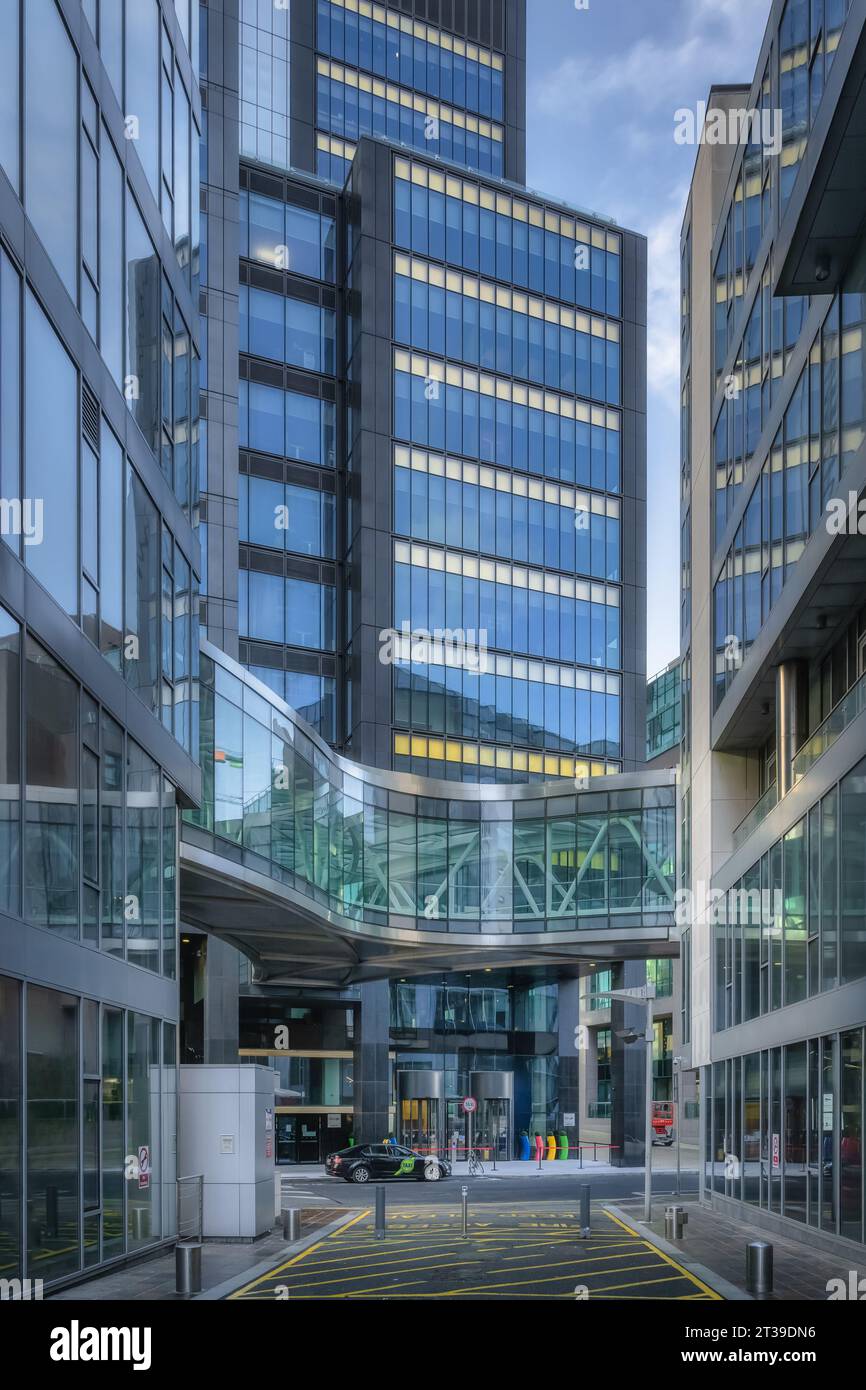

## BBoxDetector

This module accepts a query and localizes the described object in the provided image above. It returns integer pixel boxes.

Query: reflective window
[239,571,337,652]
[0,250,21,551]
[24,639,78,933]
[394,544,620,671]
[127,1014,161,1247]
[127,742,161,974]
[240,0,290,168]
[0,608,20,916]
[394,257,619,404]
[0,0,19,191]
[25,291,78,617]
[125,468,161,716]
[125,0,160,198]
[393,352,620,487]
[316,0,504,121]
[240,191,336,283]
[26,986,79,1281]
[25,0,77,297]
[239,381,336,466]
[316,61,503,176]
[99,126,124,388]
[125,190,161,453]
[393,447,619,578]
[394,160,622,317]
[240,475,336,557]
[240,285,336,373]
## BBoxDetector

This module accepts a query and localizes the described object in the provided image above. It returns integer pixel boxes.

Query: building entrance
[397,1071,445,1155]
[275,1114,353,1163]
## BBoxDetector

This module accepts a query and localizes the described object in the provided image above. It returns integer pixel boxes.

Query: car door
[366,1144,398,1178]
[391,1145,420,1179]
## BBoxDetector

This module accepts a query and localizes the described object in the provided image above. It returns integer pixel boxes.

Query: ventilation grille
[81,382,100,452]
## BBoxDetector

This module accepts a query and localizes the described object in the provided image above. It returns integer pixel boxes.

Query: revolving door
[397,1071,445,1157]
[470,1071,513,1161]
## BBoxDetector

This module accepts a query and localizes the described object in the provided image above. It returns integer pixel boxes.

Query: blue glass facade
[0,0,200,1287]
[315,0,505,179]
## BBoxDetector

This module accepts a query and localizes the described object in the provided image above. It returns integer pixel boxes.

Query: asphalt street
[227,1199,718,1301]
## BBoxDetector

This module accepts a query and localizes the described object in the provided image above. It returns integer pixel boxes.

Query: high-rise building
[0,0,669,1295]
[647,658,681,766]
[0,0,202,1284]
[191,0,655,1159]
[681,0,866,1255]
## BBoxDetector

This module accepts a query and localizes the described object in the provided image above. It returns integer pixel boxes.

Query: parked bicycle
[468,1148,485,1176]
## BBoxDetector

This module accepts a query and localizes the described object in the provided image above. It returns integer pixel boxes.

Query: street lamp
[609,983,655,1223]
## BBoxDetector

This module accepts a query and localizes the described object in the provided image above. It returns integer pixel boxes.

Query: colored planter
[546,1133,557,1161]
[518,1133,531,1160]
[558,1133,568,1159]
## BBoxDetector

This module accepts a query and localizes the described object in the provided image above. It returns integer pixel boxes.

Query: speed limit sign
[462,1097,477,1114]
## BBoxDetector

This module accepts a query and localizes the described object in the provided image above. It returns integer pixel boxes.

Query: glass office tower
[681,0,866,1253]
[193,0,648,1155]
[0,0,202,1286]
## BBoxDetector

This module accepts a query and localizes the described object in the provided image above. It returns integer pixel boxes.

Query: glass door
[475,1098,510,1160]
[399,1097,443,1156]
[445,1100,467,1162]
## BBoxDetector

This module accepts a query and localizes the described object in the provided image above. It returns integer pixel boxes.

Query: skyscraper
[189,0,658,1158]
[681,0,866,1255]
[0,0,202,1284]
[0,1,668,1295]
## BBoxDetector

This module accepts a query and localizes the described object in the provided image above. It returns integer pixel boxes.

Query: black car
[325,1143,451,1184]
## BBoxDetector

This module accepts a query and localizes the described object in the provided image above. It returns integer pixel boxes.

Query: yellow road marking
[604,1209,722,1301]
[228,1206,720,1302]
[339,1266,697,1299]
[228,1207,369,1298]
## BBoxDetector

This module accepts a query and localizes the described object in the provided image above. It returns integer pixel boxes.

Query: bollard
[664,1204,688,1241]
[282,1207,300,1242]
[175,1240,202,1296]
[461,1184,469,1237]
[131,1206,149,1242]
[579,1183,591,1238]
[746,1239,773,1294]
[374,1184,386,1240]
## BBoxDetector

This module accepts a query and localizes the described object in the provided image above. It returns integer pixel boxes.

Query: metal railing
[792,671,866,783]
[731,781,778,851]
[731,673,866,855]
[176,1174,204,1243]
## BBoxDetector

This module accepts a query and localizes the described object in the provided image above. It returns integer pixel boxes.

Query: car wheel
[423,1161,441,1181]
[350,1165,371,1184]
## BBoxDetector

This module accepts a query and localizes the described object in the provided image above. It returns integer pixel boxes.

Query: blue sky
[524,0,771,675]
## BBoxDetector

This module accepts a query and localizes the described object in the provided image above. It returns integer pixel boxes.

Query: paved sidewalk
[49,1209,336,1302]
[612,1196,866,1301]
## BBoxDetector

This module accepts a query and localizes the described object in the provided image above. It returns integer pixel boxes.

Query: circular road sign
[462,1096,477,1114]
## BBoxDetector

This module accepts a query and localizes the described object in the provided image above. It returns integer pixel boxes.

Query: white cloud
[645,194,688,396]
[530,0,766,128]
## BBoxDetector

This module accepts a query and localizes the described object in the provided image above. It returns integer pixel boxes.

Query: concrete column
[610,960,648,1168]
[557,978,581,1151]
[353,980,391,1143]
[776,660,807,796]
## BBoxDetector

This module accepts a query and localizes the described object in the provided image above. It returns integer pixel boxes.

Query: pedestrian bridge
[180,643,678,986]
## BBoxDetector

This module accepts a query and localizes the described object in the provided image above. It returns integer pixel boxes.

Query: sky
[524,0,771,676]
